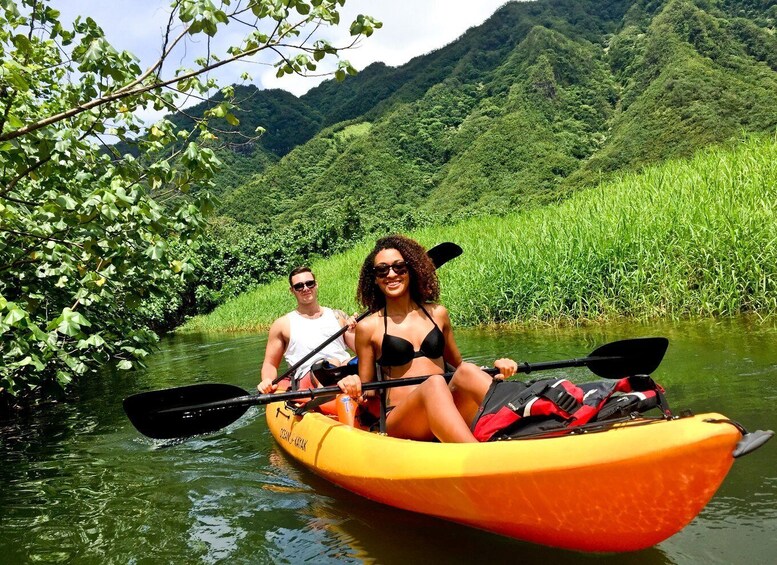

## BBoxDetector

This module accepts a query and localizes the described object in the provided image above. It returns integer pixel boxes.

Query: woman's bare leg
[386,374,478,443]
[449,362,495,426]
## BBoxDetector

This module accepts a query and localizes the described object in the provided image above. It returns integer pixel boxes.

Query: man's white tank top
[285,307,350,380]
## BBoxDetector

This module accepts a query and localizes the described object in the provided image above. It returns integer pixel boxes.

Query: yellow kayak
[266,401,747,552]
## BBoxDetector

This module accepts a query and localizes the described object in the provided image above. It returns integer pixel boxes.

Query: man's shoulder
[328,307,347,319]
[275,311,295,322]
[269,312,293,334]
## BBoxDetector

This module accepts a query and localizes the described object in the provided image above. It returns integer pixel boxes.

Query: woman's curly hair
[357,234,440,312]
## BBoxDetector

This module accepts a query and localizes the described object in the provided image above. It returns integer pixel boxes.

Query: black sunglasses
[373,260,409,278]
[291,280,317,291]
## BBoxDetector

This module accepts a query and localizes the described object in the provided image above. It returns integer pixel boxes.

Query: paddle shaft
[161,355,623,415]
[163,369,500,414]
[518,355,616,374]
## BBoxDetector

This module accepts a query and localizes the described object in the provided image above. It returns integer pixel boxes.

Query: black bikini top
[376,304,445,367]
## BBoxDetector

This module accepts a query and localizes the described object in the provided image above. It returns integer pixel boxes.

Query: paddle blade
[427,242,462,269]
[123,383,250,440]
[587,337,669,379]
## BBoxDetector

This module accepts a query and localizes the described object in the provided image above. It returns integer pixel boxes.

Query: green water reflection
[1,320,774,564]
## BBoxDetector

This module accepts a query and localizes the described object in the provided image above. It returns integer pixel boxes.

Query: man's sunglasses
[373,260,409,278]
[291,280,317,291]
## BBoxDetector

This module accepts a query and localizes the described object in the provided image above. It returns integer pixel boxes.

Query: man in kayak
[258,266,356,394]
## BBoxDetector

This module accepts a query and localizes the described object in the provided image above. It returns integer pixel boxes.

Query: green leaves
[51,308,92,337]
[1,0,377,407]
[0,0,193,399]
[204,101,240,126]
[80,37,111,67]
[179,0,229,37]
[2,301,28,327]
[334,60,357,81]
[349,14,382,37]
[146,241,168,261]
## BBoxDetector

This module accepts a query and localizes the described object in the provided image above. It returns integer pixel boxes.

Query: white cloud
[54,1,510,93]
[259,0,512,95]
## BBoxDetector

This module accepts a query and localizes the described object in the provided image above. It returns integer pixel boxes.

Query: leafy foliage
[0,0,380,407]
[174,205,365,322]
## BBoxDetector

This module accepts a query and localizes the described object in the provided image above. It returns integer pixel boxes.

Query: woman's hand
[337,374,362,399]
[493,358,518,380]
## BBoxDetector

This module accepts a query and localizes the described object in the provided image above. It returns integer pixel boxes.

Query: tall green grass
[181,134,777,333]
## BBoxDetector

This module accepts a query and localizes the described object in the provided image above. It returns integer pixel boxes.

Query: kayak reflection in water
[336,235,517,443]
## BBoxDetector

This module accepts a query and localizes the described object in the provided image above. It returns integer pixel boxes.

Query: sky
[54,1,512,123]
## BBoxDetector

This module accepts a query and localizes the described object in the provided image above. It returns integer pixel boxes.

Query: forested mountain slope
[206,0,776,229]
[154,0,776,324]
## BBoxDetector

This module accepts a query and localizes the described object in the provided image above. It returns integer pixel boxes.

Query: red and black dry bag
[471,375,670,441]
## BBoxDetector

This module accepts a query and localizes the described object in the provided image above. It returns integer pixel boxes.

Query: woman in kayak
[336,234,517,442]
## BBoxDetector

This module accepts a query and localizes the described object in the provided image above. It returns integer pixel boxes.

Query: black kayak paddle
[124,337,668,440]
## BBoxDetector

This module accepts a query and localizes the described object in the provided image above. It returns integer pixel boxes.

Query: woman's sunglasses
[291,280,317,291]
[373,260,409,278]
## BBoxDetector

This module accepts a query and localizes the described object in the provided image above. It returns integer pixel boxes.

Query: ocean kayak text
[279,427,307,451]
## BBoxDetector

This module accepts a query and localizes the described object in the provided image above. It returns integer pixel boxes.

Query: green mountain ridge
[298,0,633,126]
[204,0,776,231]
[584,0,777,174]
[155,0,777,324]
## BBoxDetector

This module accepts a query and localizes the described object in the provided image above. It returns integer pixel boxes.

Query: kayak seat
[310,359,358,386]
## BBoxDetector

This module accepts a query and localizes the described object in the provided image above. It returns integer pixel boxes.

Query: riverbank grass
[181,134,777,333]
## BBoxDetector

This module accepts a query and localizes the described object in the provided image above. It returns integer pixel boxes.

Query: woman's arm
[337,314,377,398]
[435,304,463,368]
[355,316,377,385]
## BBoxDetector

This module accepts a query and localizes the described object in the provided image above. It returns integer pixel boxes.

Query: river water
[1,319,775,564]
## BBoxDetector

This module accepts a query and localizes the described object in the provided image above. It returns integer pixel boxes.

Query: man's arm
[258,316,289,393]
[334,309,357,352]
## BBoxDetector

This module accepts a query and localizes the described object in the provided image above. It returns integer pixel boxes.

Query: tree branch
[0,227,82,248]
[0,6,367,143]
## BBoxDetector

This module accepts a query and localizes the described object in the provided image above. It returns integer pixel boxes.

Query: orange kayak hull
[266,403,741,552]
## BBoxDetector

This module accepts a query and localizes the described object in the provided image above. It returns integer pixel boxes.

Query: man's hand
[257,378,278,395]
